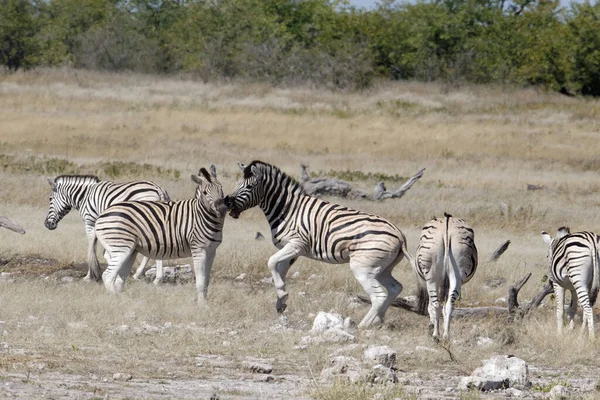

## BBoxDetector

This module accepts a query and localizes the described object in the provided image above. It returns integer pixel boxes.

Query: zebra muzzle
[44,219,57,230]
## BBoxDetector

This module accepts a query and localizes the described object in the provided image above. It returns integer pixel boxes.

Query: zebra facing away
[95,167,227,302]
[45,175,170,282]
[224,161,415,328]
[414,213,478,341]
[541,227,600,337]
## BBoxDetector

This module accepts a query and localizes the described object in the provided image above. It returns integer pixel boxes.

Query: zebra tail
[440,213,452,303]
[590,238,600,306]
[416,274,429,316]
[399,237,428,316]
[88,234,102,282]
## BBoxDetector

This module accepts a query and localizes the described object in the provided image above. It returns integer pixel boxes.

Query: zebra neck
[259,178,302,227]
[69,184,93,210]
[194,200,225,228]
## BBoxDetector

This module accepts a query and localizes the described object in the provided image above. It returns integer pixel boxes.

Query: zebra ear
[191,174,202,185]
[237,162,246,171]
[251,164,261,177]
[47,178,57,192]
[209,165,217,180]
[557,227,570,238]
[199,168,212,182]
[541,231,552,244]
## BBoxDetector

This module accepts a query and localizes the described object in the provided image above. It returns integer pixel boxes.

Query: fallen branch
[0,216,25,234]
[489,240,511,262]
[300,165,425,201]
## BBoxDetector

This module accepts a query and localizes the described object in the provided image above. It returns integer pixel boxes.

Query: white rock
[145,264,193,282]
[476,336,494,347]
[369,364,398,384]
[311,311,344,332]
[235,273,247,281]
[343,317,356,330]
[549,384,569,400]
[363,345,397,368]
[291,271,300,279]
[260,276,273,284]
[113,372,132,382]
[321,328,355,343]
[495,297,507,305]
[505,387,524,397]
[458,355,529,391]
[61,276,74,283]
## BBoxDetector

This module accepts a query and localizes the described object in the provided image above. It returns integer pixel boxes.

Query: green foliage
[1,0,600,95]
[0,0,39,70]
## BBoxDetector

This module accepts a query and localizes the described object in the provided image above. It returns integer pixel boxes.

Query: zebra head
[541,226,571,257]
[191,166,227,218]
[224,162,264,219]
[44,177,72,230]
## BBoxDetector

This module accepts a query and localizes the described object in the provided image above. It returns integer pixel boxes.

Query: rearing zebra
[541,227,600,337]
[414,213,478,340]
[45,175,170,282]
[95,166,227,302]
[224,161,414,328]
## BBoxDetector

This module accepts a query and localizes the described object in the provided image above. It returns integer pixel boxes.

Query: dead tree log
[373,168,426,200]
[300,165,425,201]
[0,216,25,234]
[489,240,511,262]
[357,273,553,320]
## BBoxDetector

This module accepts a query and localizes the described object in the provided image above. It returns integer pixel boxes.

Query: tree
[0,0,39,70]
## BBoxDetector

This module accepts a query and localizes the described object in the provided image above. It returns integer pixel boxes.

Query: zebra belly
[134,238,193,260]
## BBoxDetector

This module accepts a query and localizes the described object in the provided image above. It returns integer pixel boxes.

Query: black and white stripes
[45,175,170,282]
[224,160,414,328]
[414,213,478,340]
[95,167,227,302]
[542,228,600,337]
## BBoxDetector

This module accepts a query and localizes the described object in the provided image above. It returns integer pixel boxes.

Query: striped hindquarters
[548,231,599,292]
[294,198,403,263]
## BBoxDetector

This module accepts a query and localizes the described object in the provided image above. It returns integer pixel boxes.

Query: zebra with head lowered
[45,175,170,283]
[95,166,227,303]
[224,161,414,328]
[542,227,600,337]
[414,213,478,341]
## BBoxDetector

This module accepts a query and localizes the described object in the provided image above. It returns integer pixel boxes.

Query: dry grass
[1,68,600,398]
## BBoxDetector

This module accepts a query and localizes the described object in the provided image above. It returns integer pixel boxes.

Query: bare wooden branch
[527,184,544,191]
[489,240,511,262]
[508,273,531,313]
[300,165,425,201]
[0,216,25,234]
[373,168,426,200]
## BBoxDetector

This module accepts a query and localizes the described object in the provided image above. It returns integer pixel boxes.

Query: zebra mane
[244,161,303,193]
[55,175,100,184]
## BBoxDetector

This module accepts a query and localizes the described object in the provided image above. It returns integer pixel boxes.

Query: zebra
[0,216,25,234]
[45,175,170,283]
[223,160,414,328]
[414,213,478,341]
[541,227,600,337]
[95,166,227,302]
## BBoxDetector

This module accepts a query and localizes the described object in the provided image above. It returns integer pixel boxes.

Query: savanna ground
[1,69,600,399]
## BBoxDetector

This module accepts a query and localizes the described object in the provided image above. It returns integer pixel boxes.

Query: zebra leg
[84,225,102,282]
[133,256,150,280]
[114,252,137,293]
[102,248,135,293]
[442,266,461,341]
[576,289,595,338]
[153,260,164,285]
[350,260,387,328]
[425,278,441,340]
[568,289,578,330]
[554,283,565,335]
[376,266,403,323]
[192,248,216,305]
[267,243,303,314]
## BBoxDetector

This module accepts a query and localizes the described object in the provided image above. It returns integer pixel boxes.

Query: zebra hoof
[276,304,287,314]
